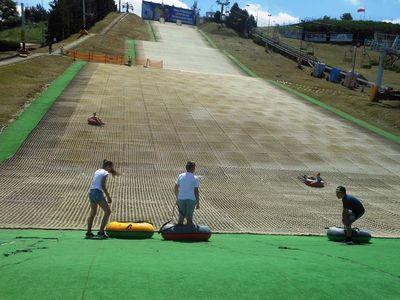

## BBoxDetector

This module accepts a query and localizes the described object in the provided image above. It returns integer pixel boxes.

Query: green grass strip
[0,60,87,164]
[145,20,156,42]
[127,39,136,65]
[223,50,258,78]
[197,28,218,48]
[268,80,400,144]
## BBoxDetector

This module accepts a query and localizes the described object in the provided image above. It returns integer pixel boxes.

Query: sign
[283,29,301,40]
[330,33,353,42]
[142,1,195,25]
[305,33,327,42]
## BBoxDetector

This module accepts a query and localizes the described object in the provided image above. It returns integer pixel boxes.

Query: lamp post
[82,0,86,29]
[245,4,259,24]
[255,7,259,26]
[40,0,45,46]
[268,14,272,35]
[21,3,26,50]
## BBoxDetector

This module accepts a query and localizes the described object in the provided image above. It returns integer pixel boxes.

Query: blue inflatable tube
[327,226,371,243]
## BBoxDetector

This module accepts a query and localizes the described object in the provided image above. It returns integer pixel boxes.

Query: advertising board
[330,33,353,42]
[142,1,195,25]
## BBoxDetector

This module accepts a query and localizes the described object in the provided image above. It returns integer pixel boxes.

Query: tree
[226,3,249,36]
[0,0,19,28]
[214,11,221,23]
[25,4,49,23]
[340,13,353,21]
[47,0,116,43]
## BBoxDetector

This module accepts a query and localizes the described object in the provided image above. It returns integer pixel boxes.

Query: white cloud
[383,18,400,24]
[345,0,361,5]
[245,4,299,26]
[117,0,189,16]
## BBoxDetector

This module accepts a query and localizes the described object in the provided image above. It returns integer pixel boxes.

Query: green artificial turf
[0,229,399,300]
[127,39,136,64]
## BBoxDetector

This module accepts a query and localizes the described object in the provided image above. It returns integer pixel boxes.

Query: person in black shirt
[336,186,365,245]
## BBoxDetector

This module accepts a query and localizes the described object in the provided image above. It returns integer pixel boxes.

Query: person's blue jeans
[177,199,196,223]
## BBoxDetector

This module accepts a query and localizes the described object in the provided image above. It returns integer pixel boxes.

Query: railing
[65,51,124,65]
[252,30,377,87]
[253,30,318,67]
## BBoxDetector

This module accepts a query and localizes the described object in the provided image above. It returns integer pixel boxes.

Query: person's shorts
[89,189,106,203]
[343,211,363,227]
[177,199,196,220]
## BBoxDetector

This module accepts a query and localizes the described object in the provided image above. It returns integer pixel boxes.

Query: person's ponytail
[102,159,119,176]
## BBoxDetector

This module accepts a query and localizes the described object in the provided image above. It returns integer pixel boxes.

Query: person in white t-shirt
[174,161,200,225]
[86,160,118,239]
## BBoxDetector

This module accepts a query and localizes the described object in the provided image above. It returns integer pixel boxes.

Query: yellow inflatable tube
[105,221,154,239]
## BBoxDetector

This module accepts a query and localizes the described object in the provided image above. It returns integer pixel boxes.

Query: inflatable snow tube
[88,119,103,126]
[105,221,154,239]
[327,226,371,243]
[160,223,211,241]
[304,180,325,188]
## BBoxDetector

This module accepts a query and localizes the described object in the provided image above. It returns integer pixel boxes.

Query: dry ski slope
[0,21,399,236]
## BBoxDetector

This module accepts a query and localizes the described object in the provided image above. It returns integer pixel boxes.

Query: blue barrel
[328,67,340,82]
[313,63,326,77]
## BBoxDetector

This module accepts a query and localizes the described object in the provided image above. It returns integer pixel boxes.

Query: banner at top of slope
[141,0,196,25]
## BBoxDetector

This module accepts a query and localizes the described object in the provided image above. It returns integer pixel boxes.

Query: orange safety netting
[66,51,124,65]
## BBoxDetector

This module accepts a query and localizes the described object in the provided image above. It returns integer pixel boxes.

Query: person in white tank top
[86,159,117,239]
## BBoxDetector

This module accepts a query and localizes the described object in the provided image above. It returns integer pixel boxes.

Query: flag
[357,8,365,12]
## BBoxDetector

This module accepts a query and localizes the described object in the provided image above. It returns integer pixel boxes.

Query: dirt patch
[0,56,72,127]
[199,23,400,136]
[71,13,150,56]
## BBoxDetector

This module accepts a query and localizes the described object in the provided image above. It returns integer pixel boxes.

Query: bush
[370,59,379,66]
[253,35,265,46]
[388,65,400,73]
[0,40,20,52]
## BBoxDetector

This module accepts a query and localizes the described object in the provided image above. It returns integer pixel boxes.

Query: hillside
[199,22,400,136]
[0,22,44,44]
[70,12,149,56]
[257,27,400,88]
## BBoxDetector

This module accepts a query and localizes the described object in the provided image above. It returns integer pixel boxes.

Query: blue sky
[18,0,400,25]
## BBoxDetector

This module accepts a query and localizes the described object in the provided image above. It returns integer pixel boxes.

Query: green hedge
[0,40,19,52]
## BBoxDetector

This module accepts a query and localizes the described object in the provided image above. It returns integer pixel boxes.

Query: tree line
[214,2,257,37]
[0,0,116,43]
[299,16,400,41]
[48,0,116,42]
